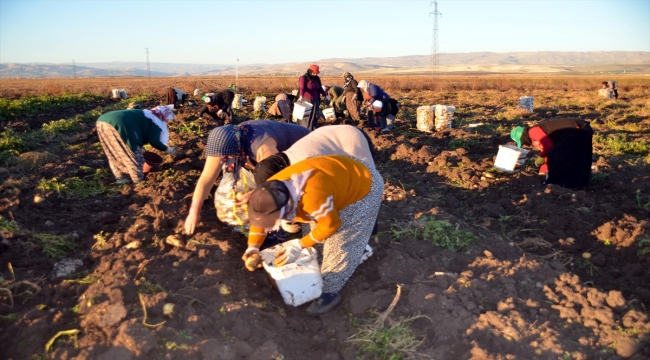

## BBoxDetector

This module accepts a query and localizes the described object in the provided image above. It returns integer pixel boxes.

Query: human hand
[535,157,545,166]
[242,247,262,271]
[235,191,253,206]
[184,212,201,235]
[217,109,224,117]
[273,239,303,267]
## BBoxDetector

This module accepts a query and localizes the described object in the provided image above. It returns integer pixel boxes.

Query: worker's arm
[184,156,223,234]
[528,127,554,157]
[148,126,168,152]
[247,225,268,247]
[298,76,308,99]
[299,192,341,248]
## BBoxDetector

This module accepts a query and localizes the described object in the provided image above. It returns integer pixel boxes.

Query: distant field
[1,74,648,98]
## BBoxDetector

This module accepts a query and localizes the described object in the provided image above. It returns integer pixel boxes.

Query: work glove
[535,157,545,166]
[217,109,224,117]
[273,239,303,267]
[297,97,302,102]
[166,146,179,155]
[242,247,263,271]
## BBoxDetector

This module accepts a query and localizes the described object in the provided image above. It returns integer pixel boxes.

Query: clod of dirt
[124,241,141,249]
[165,234,184,248]
[53,258,83,278]
[98,304,127,327]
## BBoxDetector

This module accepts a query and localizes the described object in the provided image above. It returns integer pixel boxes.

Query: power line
[145,48,151,78]
[430,1,442,77]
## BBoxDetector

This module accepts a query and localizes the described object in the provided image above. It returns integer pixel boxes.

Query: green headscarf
[510,126,524,148]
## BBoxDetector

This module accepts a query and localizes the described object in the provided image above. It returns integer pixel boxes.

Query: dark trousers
[199,105,232,124]
[300,97,320,131]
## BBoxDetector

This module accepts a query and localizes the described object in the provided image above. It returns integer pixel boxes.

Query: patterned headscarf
[206,124,251,186]
[149,105,175,121]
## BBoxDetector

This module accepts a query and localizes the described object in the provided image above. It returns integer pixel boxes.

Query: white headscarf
[357,80,370,93]
[143,105,175,145]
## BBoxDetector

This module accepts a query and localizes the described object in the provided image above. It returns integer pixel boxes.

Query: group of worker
[95,66,602,315]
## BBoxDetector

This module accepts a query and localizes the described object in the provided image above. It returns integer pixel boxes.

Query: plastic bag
[416,105,435,133]
[214,168,256,234]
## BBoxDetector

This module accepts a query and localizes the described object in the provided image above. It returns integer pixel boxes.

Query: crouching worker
[368,99,399,133]
[200,90,235,124]
[96,106,178,184]
[510,118,593,189]
[166,87,187,106]
[267,93,298,122]
[242,155,384,315]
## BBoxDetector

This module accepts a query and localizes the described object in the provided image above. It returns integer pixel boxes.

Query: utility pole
[430,1,442,77]
[145,48,151,78]
[73,59,77,79]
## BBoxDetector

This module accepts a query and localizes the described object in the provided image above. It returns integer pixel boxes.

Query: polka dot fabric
[205,125,239,157]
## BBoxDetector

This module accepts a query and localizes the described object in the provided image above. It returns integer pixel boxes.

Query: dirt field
[1,76,649,359]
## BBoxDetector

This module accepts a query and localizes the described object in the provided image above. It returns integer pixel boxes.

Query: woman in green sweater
[96,105,178,184]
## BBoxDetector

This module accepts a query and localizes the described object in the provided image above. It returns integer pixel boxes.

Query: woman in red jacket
[511,118,593,188]
[298,64,328,131]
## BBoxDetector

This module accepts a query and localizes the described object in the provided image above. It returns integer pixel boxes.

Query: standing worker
[200,90,235,125]
[342,72,363,123]
[510,118,593,189]
[96,106,178,184]
[243,154,384,315]
[166,87,187,106]
[298,64,328,130]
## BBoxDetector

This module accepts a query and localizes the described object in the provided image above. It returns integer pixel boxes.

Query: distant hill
[1,51,648,78]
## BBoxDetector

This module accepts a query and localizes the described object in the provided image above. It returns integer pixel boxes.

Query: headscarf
[143,105,175,145]
[206,124,250,185]
[510,126,525,148]
[254,153,290,185]
[357,80,370,93]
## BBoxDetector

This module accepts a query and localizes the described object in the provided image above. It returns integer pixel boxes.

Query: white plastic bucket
[494,145,529,172]
[323,107,335,121]
[292,101,313,123]
[260,244,322,306]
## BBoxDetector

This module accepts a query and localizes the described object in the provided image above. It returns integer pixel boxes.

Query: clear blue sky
[1,0,648,65]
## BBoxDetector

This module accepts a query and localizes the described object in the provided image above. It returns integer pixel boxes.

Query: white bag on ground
[232,94,244,109]
[598,88,613,99]
[416,105,436,133]
[518,96,534,112]
[434,105,455,130]
[253,96,267,112]
[214,168,256,233]
[111,89,128,99]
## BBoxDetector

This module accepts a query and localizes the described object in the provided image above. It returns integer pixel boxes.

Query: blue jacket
[367,83,390,103]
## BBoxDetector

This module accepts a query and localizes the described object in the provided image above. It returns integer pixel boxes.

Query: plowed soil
[1,86,649,360]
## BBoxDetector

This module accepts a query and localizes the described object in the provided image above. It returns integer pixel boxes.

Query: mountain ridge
[1,51,648,78]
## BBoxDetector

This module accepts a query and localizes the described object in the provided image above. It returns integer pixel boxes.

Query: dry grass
[1,75,648,98]
[16,151,59,170]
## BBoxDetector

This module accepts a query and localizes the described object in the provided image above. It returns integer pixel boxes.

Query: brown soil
[1,90,649,360]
